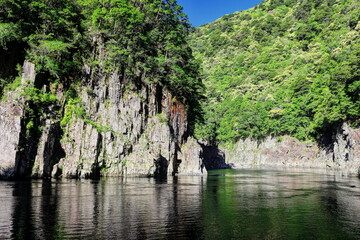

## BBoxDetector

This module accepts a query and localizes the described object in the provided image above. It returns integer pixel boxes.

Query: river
[0,169,359,239]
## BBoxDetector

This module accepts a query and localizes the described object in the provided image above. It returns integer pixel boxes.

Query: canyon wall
[0,61,206,179]
[224,123,360,175]
[1,63,359,179]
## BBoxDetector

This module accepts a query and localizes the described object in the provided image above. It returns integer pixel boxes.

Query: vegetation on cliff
[0,0,203,133]
[1,0,359,147]
[190,0,360,144]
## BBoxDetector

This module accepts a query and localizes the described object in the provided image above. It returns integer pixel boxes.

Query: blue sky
[177,0,264,27]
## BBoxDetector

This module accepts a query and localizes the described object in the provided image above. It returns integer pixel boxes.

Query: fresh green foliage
[0,22,21,49]
[155,113,168,124]
[0,0,84,80]
[22,87,57,104]
[191,0,360,143]
[60,97,84,127]
[60,92,119,134]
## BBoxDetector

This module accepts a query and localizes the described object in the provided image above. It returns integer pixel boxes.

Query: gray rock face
[0,95,23,178]
[0,61,35,178]
[225,137,322,168]
[224,123,360,175]
[0,59,205,179]
[55,67,204,178]
[32,120,64,178]
[21,61,36,84]
[333,123,360,167]
[178,137,207,175]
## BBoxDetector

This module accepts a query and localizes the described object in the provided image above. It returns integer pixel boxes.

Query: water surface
[0,169,359,239]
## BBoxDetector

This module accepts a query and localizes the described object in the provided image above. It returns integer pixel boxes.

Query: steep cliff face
[0,61,36,178]
[333,123,360,168]
[0,60,206,179]
[224,123,360,175]
[0,93,23,178]
[0,0,206,179]
[55,66,191,178]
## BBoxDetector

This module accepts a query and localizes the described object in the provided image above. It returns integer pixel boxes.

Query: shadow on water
[11,181,35,240]
[11,180,64,240]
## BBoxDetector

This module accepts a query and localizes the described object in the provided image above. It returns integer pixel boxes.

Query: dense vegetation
[0,0,203,132]
[190,0,360,144]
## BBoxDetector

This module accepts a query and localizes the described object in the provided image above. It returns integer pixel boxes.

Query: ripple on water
[1,170,360,239]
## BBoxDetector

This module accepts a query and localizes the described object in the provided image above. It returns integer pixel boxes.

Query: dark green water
[0,169,360,239]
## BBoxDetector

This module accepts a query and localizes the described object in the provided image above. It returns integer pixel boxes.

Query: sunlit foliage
[191,0,360,143]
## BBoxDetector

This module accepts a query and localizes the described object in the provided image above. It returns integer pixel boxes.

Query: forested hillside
[191,0,360,144]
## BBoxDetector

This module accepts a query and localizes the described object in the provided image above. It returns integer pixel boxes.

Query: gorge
[0,0,360,180]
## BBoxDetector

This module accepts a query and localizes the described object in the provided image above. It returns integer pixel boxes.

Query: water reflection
[0,169,359,239]
[2,176,206,239]
[203,169,360,239]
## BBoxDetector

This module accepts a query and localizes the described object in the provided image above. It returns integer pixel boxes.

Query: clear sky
[177,0,264,27]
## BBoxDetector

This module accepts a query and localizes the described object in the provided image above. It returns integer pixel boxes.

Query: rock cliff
[0,61,37,178]
[0,60,206,179]
[1,63,359,179]
[223,123,360,175]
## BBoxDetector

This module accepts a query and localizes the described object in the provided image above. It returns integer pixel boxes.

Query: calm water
[1,169,360,239]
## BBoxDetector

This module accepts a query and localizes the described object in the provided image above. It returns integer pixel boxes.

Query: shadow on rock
[201,145,230,170]
[154,154,168,179]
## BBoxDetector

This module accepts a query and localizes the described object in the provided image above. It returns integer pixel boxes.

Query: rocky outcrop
[52,66,202,178]
[0,61,35,179]
[177,137,207,175]
[333,123,360,168]
[32,120,65,178]
[0,93,23,178]
[223,123,360,175]
[0,60,205,179]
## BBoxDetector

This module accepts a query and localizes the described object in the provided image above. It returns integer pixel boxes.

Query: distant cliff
[223,123,360,175]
